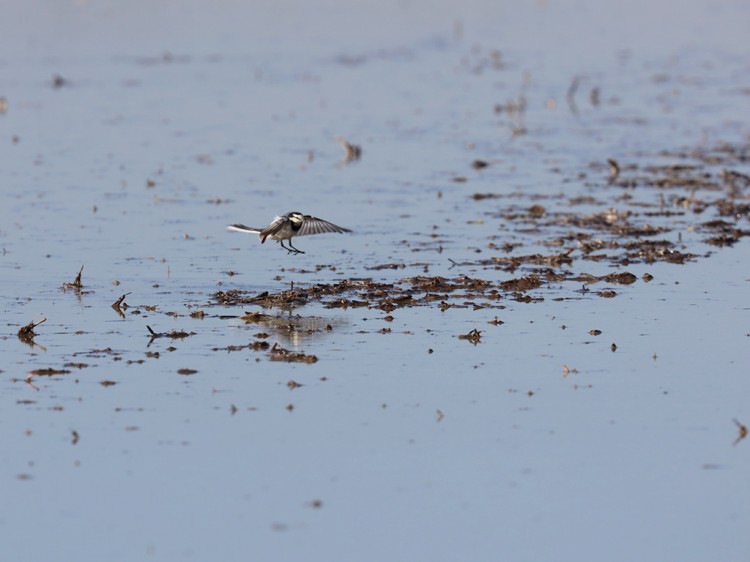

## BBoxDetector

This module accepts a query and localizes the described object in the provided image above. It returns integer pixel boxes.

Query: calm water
[1,1,749,560]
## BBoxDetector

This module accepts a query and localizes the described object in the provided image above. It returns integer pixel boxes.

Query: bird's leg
[287,240,305,254]
[278,240,294,253]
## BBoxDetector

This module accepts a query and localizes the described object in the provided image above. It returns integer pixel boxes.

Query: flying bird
[228,211,351,254]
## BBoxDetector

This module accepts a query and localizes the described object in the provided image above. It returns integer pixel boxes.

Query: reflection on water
[239,310,347,347]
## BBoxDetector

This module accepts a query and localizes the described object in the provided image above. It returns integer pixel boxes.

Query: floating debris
[146,325,195,342]
[335,135,362,163]
[17,318,46,342]
[112,292,130,317]
[217,275,538,314]
[499,276,542,292]
[458,329,482,345]
[607,158,620,182]
[240,311,279,323]
[215,289,308,308]
[602,272,637,285]
[212,340,270,353]
[27,368,70,377]
[64,362,89,369]
[367,262,406,271]
[25,367,68,385]
[62,265,84,291]
[734,419,747,446]
[269,343,318,363]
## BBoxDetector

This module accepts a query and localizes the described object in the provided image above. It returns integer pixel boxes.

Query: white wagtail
[227,211,351,254]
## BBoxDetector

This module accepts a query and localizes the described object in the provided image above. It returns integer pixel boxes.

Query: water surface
[1,1,749,561]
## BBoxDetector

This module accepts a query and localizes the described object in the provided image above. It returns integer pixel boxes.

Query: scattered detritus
[734,419,747,446]
[62,265,85,291]
[146,325,195,342]
[25,367,69,384]
[112,292,131,317]
[335,135,362,163]
[269,343,318,363]
[213,275,541,312]
[27,368,70,377]
[214,289,309,308]
[458,329,482,345]
[18,318,46,342]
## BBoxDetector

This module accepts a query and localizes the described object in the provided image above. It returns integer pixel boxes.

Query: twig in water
[18,318,46,342]
[146,325,195,345]
[62,265,84,291]
[112,292,131,317]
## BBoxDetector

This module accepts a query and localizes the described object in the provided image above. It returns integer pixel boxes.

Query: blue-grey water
[1,1,749,561]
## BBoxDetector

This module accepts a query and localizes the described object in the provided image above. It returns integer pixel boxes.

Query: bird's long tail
[227,224,262,235]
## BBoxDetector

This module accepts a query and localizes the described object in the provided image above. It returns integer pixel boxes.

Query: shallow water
[1,1,749,561]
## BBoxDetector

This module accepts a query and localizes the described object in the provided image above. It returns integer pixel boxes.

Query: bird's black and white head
[287,212,305,225]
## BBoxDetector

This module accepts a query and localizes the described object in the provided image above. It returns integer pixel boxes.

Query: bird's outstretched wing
[227,224,262,234]
[297,216,351,236]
